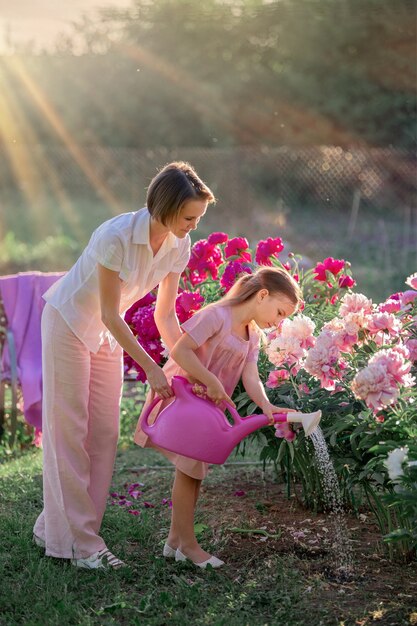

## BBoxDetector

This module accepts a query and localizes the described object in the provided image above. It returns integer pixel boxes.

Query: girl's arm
[98,264,173,398]
[241,361,295,424]
[153,272,183,351]
[171,333,235,406]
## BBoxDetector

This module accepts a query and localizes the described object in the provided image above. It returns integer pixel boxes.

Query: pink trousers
[33,304,123,559]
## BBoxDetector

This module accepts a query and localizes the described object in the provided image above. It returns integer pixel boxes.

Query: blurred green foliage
[1,0,415,149]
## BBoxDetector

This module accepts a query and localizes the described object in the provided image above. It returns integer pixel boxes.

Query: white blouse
[44,208,191,353]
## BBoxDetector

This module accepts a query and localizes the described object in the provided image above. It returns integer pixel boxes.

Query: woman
[33,162,214,569]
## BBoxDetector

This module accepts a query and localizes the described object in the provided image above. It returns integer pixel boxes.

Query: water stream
[309,427,353,578]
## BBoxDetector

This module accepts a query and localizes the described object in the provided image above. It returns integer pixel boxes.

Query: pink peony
[267,335,305,370]
[338,274,356,289]
[255,237,284,266]
[405,338,417,362]
[322,317,358,353]
[400,290,417,308]
[339,292,373,317]
[369,348,414,387]
[351,363,399,411]
[274,422,296,442]
[378,299,401,314]
[224,237,252,262]
[405,272,417,290]
[220,260,252,291]
[266,369,290,388]
[33,428,42,448]
[207,232,229,245]
[303,331,342,390]
[313,257,345,281]
[280,315,316,350]
[366,312,402,337]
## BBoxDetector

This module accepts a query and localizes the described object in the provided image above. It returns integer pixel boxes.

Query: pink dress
[134,305,260,479]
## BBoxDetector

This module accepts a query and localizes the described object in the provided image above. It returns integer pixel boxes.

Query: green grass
[0,449,312,626]
[1,436,416,626]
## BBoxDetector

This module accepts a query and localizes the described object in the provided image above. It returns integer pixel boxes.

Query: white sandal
[175,548,224,569]
[71,548,126,570]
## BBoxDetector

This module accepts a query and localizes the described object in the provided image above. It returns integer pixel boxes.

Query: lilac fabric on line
[0,271,65,430]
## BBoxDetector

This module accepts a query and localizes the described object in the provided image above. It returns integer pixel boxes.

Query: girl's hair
[221,267,302,309]
[147,161,215,225]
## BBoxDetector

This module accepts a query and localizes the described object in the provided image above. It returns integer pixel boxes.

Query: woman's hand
[206,379,235,408]
[261,401,296,426]
[145,364,173,399]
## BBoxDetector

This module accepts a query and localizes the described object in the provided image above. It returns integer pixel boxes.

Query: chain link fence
[1,145,415,219]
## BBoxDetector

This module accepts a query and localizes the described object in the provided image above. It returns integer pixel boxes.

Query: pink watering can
[141,376,322,464]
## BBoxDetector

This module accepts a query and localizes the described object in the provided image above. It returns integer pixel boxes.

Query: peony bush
[124,234,417,560]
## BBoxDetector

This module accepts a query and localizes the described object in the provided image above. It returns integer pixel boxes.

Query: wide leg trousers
[33,304,123,559]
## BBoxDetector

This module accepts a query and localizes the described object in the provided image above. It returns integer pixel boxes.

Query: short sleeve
[181,306,224,348]
[88,225,124,272]
[246,332,260,363]
[170,235,191,274]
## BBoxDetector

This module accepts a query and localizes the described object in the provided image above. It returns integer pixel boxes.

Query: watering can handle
[220,399,245,424]
[141,394,165,428]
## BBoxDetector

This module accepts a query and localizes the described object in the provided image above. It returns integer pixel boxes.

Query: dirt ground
[122,457,417,626]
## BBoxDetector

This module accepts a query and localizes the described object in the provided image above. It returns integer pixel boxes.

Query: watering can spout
[285,410,322,437]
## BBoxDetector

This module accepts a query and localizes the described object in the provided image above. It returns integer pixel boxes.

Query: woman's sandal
[162,543,177,558]
[71,548,126,569]
[175,548,224,569]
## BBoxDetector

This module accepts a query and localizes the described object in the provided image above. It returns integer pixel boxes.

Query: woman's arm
[98,264,172,398]
[171,333,235,406]
[241,361,295,424]
[153,272,183,351]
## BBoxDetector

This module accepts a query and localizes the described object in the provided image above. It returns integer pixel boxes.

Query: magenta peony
[220,260,252,291]
[187,239,224,284]
[313,257,345,281]
[176,290,205,323]
[207,232,229,245]
[255,237,284,266]
[338,274,356,289]
[224,237,252,262]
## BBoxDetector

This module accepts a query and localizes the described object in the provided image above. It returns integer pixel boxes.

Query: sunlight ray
[8,56,123,216]
[0,60,84,240]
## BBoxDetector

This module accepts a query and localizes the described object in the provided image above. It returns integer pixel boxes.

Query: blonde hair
[222,266,302,309]
[147,161,215,226]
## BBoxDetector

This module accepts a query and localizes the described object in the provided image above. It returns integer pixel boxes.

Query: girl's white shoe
[175,548,224,569]
[71,548,126,569]
[163,543,177,558]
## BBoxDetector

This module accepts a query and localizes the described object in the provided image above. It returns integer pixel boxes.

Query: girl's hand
[146,364,173,399]
[261,401,296,426]
[206,380,236,408]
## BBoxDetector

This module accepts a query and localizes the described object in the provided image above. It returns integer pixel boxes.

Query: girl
[134,266,301,568]
[33,161,214,569]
